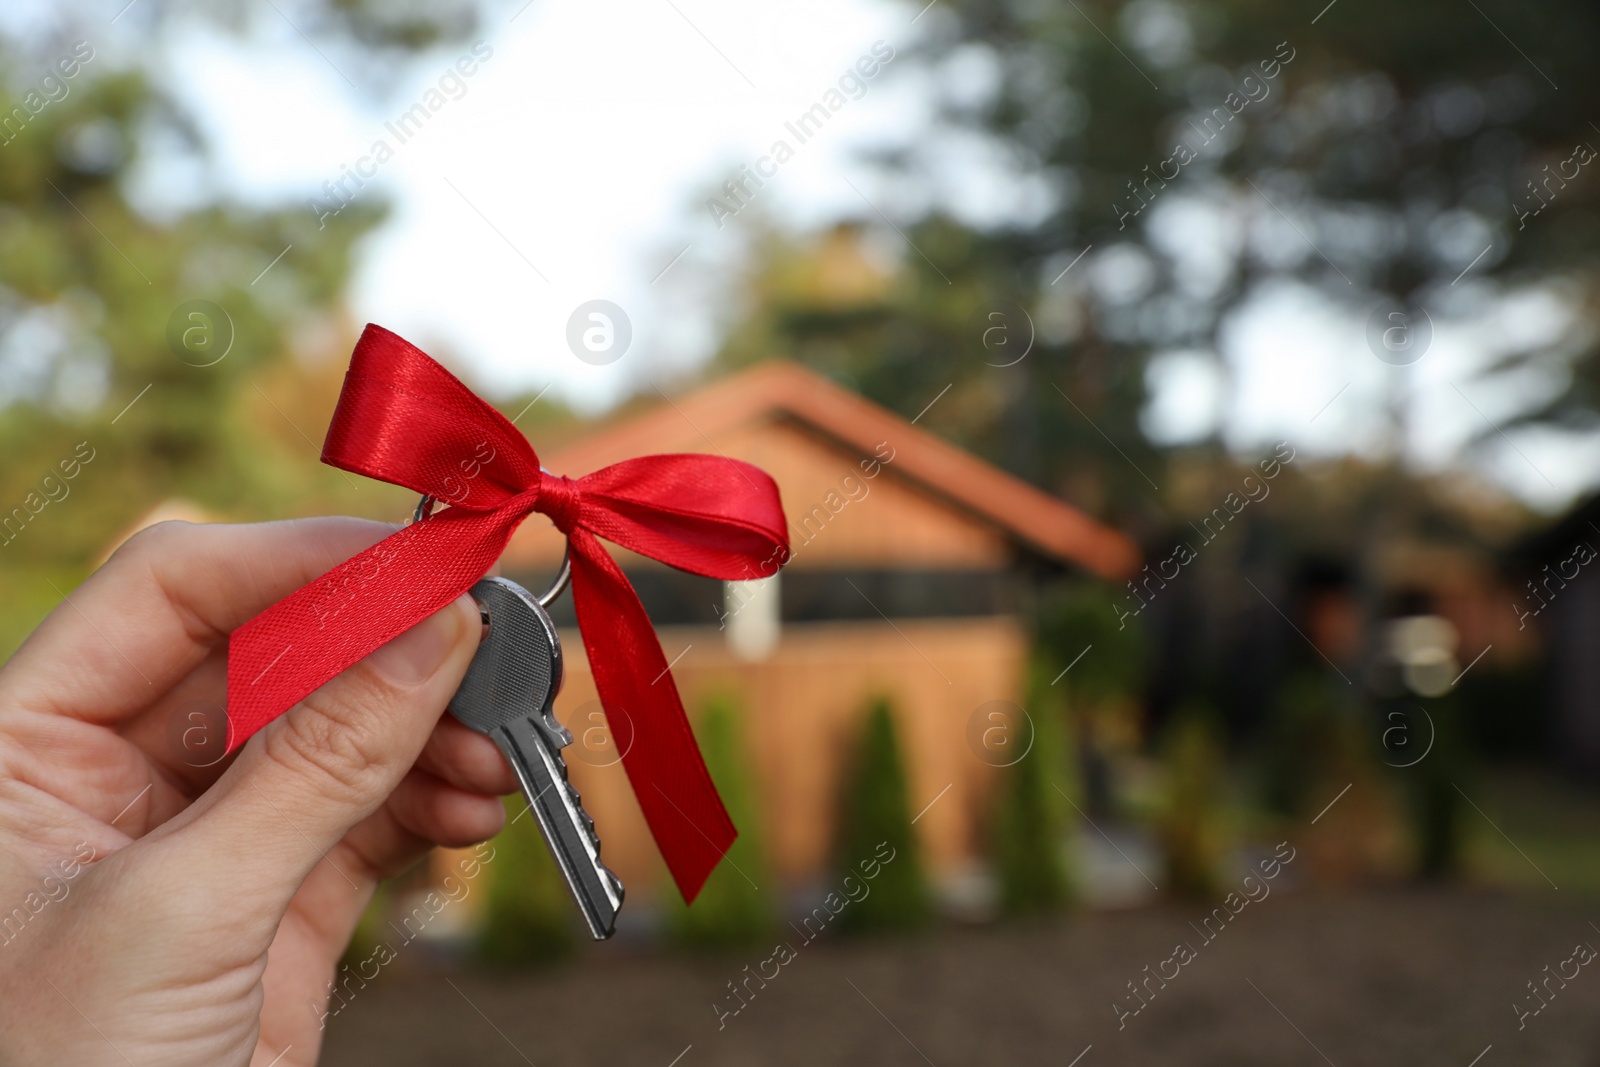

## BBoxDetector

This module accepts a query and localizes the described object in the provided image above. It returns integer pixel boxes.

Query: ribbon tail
[566,527,736,902]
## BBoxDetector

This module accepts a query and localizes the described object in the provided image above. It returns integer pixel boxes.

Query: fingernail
[369,595,474,685]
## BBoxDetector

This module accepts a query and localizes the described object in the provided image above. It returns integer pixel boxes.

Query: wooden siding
[555,617,1029,897]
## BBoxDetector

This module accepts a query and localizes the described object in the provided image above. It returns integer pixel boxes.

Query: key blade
[497,717,625,940]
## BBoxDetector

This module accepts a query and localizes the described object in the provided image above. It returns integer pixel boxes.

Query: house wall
[555,616,1029,899]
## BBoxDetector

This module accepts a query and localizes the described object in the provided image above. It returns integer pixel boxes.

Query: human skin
[0,519,518,1066]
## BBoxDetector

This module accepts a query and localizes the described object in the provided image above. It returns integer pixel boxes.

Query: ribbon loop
[226,323,790,902]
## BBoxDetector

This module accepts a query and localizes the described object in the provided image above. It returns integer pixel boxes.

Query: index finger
[0,518,400,727]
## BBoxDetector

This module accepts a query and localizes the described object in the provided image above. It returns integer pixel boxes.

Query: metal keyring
[414,494,572,608]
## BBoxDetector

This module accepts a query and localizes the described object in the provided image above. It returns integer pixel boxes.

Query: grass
[1460,766,1600,897]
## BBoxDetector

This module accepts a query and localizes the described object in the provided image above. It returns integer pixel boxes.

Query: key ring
[413,493,572,608]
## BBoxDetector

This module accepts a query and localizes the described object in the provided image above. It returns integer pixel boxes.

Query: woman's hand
[0,519,516,1067]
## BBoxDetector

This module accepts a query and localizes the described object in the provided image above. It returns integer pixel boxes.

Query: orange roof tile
[533,361,1140,580]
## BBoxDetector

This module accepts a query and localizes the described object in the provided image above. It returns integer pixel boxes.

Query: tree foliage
[0,25,389,645]
[992,680,1074,916]
[665,694,777,948]
[0,9,574,655]
[834,697,931,934]
[714,0,1600,526]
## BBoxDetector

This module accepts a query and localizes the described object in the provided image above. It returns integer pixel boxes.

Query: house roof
[528,360,1140,580]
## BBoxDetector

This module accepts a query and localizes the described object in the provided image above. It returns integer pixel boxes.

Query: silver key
[449,576,624,940]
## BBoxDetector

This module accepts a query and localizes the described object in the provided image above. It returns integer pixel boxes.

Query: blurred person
[0,519,512,1066]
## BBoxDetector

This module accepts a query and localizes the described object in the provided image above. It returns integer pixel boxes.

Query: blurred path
[323,886,1600,1065]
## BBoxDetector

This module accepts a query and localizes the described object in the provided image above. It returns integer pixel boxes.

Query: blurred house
[1141,496,1538,748]
[501,360,1139,900]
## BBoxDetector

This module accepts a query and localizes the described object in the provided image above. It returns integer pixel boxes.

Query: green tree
[992,686,1074,916]
[878,0,1600,462]
[0,18,586,656]
[474,796,576,967]
[666,694,776,949]
[834,697,931,934]
[0,43,387,654]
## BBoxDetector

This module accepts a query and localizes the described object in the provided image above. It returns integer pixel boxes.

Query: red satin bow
[226,324,790,901]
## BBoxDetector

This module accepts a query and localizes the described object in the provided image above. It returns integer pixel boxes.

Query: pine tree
[666,694,775,948]
[993,696,1074,916]
[835,697,930,934]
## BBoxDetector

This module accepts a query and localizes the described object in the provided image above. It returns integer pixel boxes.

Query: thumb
[168,593,482,904]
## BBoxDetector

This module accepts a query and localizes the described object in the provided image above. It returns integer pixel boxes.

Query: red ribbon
[226,324,789,901]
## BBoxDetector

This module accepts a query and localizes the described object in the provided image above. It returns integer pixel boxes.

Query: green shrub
[993,692,1074,916]
[1393,694,1470,879]
[666,694,777,949]
[1259,671,1413,882]
[1035,581,1146,706]
[834,697,931,934]
[474,796,576,967]
[1157,706,1229,898]
[1258,673,1339,820]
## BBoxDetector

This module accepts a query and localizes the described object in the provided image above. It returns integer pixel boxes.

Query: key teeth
[567,784,605,855]
[534,709,573,752]
[547,714,573,749]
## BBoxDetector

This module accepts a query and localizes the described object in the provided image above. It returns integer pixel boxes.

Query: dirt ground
[321,885,1600,1066]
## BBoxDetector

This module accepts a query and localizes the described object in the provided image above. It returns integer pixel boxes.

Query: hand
[0,519,516,1066]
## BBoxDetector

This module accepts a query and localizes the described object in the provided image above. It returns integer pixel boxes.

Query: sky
[146,0,925,412]
[3,0,1596,509]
